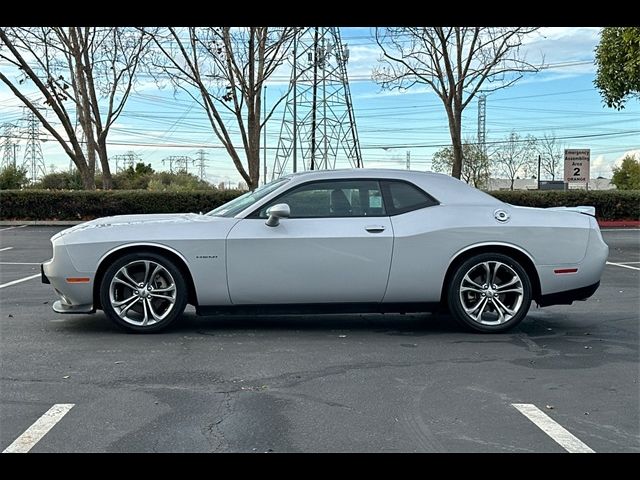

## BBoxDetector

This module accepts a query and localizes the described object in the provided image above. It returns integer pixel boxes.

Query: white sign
[564,149,590,183]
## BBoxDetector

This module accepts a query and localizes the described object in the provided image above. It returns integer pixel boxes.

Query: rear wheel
[447,253,532,333]
[100,252,188,333]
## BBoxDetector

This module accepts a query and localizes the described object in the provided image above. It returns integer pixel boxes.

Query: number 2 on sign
[573,167,580,176]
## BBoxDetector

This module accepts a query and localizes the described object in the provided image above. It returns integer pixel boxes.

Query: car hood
[54,213,221,238]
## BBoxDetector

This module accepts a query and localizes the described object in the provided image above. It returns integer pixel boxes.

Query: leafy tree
[147,172,214,191]
[432,140,489,188]
[595,27,640,109]
[611,154,640,190]
[374,27,541,179]
[0,164,29,190]
[110,162,155,189]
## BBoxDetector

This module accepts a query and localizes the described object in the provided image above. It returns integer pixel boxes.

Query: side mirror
[265,203,290,227]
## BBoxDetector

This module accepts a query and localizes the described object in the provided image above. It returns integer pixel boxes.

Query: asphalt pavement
[0,226,638,452]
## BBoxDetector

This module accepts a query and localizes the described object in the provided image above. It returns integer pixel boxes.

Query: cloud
[591,149,640,177]
[521,27,600,74]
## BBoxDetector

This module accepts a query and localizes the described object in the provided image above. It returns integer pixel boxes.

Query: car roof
[280,169,501,206]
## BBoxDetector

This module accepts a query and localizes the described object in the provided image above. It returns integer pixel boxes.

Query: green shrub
[1,189,638,221]
[490,190,640,220]
[0,165,29,190]
[0,190,242,220]
[31,171,84,190]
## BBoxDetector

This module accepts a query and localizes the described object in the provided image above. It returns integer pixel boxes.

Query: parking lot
[1,225,638,452]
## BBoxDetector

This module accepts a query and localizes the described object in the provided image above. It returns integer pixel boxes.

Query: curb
[597,220,640,228]
[0,220,84,226]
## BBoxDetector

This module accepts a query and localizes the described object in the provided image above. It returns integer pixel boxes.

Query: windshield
[206,177,291,217]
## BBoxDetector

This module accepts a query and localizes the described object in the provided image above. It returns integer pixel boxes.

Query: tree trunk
[76,161,94,190]
[510,178,515,190]
[247,146,260,190]
[96,139,112,189]
[447,107,463,179]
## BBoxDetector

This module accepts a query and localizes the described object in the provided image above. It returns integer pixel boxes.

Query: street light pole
[537,154,541,190]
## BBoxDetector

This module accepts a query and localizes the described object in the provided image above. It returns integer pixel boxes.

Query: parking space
[1,227,638,452]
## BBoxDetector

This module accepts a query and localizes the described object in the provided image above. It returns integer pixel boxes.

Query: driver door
[225,179,393,304]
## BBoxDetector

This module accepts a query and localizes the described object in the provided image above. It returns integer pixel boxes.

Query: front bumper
[41,238,95,314]
[52,300,95,314]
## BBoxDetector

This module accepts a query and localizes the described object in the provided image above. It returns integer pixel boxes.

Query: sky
[1,26,639,187]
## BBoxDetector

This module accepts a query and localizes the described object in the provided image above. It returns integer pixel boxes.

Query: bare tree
[536,132,564,181]
[492,132,537,190]
[432,139,489,188]
[0,27,149,189]
[374,27,541,179]
[145,27,297,189]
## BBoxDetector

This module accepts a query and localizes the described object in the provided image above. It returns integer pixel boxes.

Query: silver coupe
[42,169,608,333]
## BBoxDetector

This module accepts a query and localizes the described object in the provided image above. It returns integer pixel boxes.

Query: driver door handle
[365,225,386,233]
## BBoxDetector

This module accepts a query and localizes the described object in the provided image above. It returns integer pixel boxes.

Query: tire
[447,253,532,333]
[100,252,188,333]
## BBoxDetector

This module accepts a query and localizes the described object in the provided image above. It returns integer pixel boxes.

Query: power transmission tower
[21,110,46,182]
[272,27,363,179]
[477,93,487,156]
[111,151,139,173]
[477,93,489,185]
[194,149,208,180]
[1,123,20,168]
[162,156,191,174]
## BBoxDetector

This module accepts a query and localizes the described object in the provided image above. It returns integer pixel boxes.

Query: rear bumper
[537,281,600,307]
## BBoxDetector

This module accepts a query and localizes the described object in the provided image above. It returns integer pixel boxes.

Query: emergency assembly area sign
[564,149,590,183]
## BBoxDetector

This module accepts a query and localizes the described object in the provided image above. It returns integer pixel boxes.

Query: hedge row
[1,189,638,220]
[0,189,243,220]
[489,190,639,221]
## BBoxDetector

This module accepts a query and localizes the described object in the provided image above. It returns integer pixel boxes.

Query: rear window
[382,180,439,215]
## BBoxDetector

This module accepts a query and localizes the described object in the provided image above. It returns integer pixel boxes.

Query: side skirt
[196,302,441,317]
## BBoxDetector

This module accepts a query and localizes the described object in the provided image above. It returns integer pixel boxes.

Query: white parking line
[0,225,27,232]
[606,261,640,271]
[2,404,74,453]
[0,274,41,289]
[512,404,594,453]
[0,247,14,252]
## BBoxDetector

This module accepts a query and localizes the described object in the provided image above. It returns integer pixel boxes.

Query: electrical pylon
[477,93,487,156]
[477,93,489,184]
[1,123,20,168]
[272,27,363,179]
[111,151,139,172]
[194,149,208,180]
[20,110,46,182]
[162,156,191,174]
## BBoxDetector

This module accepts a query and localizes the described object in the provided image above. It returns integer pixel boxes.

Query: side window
[256,180,386,218]
[382,180,438,215]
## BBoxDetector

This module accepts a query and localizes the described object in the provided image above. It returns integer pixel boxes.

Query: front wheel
[100,252,188,333]
[447,253,532,333]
